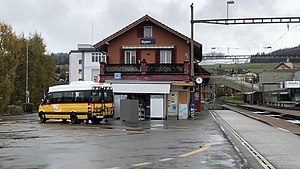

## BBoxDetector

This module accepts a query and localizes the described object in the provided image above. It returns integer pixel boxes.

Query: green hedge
[21,103,35,113]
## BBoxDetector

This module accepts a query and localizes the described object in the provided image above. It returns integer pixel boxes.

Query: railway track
[216,99,300,135]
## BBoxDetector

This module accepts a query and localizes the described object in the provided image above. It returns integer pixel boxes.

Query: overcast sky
[1,0,300,55]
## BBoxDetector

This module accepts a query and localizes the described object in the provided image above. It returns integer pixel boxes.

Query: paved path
[223,104,300,135]
[215,109,300,169]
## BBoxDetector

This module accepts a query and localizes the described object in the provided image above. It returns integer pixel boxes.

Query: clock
[195,77,203,84]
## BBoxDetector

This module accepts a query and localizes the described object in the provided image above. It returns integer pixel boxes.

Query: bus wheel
[71,113,79,124]
[39,112,46,123]
[62,119,68,123]
[91,119,101,124]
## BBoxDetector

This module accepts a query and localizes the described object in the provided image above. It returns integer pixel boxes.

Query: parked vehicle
[38,81,114,124]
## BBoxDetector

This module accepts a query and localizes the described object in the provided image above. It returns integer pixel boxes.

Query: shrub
[21,103,35,113]
[7,105,23,115]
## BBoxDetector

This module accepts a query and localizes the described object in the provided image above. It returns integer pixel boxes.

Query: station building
[93,15,210,119]
[260,61,300,107]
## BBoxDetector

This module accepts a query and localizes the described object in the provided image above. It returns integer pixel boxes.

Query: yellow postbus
[38,81,114,124]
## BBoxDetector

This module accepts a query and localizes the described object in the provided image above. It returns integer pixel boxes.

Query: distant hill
[270,45,300,55]
[50,53,69,65]
[251,45,300,63]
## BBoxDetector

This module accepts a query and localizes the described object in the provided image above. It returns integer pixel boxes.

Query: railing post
[141,59,147,74]
[184,60,189,74]
[100,62,105,75]
[99,62,106,83]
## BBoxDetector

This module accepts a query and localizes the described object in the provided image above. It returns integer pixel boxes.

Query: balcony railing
[103,63,184,74]
[147,64,184,74]
[104,64,140,74]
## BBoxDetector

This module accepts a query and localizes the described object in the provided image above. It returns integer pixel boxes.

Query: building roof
[275,62,300,70]
[94,14,202,50]
[261,69,300,74]
[194,64,211,76]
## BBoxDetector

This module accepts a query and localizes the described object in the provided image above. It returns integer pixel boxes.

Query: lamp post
[226,1,235,20]
[26,44,29,104]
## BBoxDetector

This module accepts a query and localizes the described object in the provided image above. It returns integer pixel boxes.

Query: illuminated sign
[140,39,156,44]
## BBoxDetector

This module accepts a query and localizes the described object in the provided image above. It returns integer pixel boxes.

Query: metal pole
[226,3,229,20]
[251,75,254,104]
[226,1,234,23]
[26,44,29,104]
[189,3,195,119]
[190,3,194,78]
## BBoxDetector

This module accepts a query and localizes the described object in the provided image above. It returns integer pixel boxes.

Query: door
[150,95,164,119]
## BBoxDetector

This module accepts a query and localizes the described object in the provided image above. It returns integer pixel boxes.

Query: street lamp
[264,46,272,53]
[26,44,29,104]
[226,1,235,20]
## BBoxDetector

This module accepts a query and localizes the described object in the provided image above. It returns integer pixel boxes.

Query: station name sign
[284,81,300,88]
[140,38,156,44]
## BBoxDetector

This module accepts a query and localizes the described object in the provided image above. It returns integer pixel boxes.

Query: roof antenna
[92,22,94,44]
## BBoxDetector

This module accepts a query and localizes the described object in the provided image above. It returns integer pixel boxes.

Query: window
[160,50,172,64]
[50,92,63,103]
[100,54,106,63]
[92,90,102,103]
[63,92,74,103]
[92,53,98,62]
[79,69,82,74]
[74,91,90,103]
[92,53,106,63]
[144,26,152,38]
[125,50,136,64]
[79,60,82,64]
[103,87,113,102]
[43,93,52,104]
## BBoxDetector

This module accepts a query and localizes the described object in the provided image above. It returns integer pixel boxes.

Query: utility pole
[26,44,29,104]
[190,3,194,79]
[251,74,254,104]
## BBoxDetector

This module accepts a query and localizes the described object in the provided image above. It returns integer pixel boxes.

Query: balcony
[99,61,190,82]
[102,63,186,75]
[104,64,140,74]
[147,64,184,74]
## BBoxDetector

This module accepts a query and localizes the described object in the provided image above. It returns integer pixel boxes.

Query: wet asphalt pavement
[0,110,247,169]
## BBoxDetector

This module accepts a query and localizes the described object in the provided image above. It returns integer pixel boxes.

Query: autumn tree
[12,34,56,108]
[0,23,21,113]
[0,22,56,114]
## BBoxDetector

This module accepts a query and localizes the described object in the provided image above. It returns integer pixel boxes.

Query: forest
[0,22,56,114]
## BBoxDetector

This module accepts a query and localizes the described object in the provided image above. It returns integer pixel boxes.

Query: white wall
[69,52,82,83]
[69,44,106,83]
[83,52,102,81]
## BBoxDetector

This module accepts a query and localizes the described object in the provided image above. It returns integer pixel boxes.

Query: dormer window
[144,26,152,38]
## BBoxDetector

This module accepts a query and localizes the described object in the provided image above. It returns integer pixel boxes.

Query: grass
[224,93,244,104]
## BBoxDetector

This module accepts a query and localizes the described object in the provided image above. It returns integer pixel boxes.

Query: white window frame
[160,50,172,64]
[144,26,152,38]
[125,50,136,64]
[92,53,95,62]
[100,53,106,63]
[92,52,106,63]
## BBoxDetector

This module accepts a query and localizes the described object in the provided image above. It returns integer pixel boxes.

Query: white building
[69,44,106,83]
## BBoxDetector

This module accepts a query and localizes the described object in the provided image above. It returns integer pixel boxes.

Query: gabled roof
[274,62,300,70]
[93,15,201,49]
